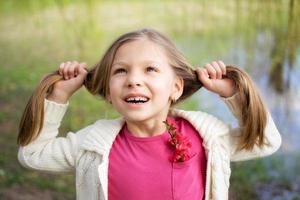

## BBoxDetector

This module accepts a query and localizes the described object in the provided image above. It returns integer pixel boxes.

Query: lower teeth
[128,101,146,103]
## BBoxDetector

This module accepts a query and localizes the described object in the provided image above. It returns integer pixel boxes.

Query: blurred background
[0,0,299,199]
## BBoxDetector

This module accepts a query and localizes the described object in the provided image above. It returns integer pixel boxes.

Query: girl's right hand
[50,61,88,101]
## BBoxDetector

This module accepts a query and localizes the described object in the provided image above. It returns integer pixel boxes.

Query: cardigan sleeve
[18,98,93,173]
[220,93,282,162]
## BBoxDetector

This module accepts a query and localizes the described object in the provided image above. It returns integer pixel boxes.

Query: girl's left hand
[196,61,236,98]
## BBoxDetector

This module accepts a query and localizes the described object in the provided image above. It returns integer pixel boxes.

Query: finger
[204,63,217,79]
[80,62,87,70]
[217,60,226,75]
[74,65,79,77]
[196,68,211,88]
[211,61,222,79]
[202,68,209,78]
[63,61,72,79]
[78,62,88,74]
[67,64,75,78]
[68,61,79,78]
[59,62,65,75]
[196,68,208,81]
[78,63,88,77]
[74,62,85,76]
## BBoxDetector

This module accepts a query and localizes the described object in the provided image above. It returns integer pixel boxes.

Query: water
[194,29,300,152]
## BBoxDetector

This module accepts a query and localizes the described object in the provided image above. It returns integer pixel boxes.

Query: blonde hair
[18,28,267,151]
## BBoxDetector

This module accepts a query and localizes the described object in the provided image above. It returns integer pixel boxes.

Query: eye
[146,66,157,72]
[114,68,127,74]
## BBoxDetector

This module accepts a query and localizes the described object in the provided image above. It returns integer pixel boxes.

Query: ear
[171,76,184,101]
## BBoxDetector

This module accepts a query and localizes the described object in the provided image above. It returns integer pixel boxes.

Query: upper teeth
[126,97,148,102]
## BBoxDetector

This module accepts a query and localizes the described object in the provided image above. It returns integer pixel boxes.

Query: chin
[123,113,152,123]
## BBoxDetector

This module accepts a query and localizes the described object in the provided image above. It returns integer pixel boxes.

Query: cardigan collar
[81,109,229,156]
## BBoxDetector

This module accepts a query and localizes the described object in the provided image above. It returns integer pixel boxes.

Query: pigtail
[18,34,115,147]
[178,65,267,150]
[225,66,267,150]
[18,71,62,146]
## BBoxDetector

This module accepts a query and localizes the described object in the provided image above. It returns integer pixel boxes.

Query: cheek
[108,80,114,94]
[109,78,121,96]
[149,78,173,98]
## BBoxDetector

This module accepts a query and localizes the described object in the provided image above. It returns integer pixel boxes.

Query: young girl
[17,29,281,200]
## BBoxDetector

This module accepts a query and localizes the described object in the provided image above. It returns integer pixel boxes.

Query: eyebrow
[112,61,129,67]
[112,60,161,67]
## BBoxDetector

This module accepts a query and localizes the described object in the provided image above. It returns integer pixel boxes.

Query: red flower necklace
[163,118,193,162]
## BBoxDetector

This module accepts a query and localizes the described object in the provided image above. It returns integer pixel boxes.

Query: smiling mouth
[124,97,150,104]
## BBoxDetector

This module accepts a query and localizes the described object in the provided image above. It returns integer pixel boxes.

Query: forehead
[113,39,169,64]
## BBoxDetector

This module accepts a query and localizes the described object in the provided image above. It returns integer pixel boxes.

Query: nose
[126,72,142,88]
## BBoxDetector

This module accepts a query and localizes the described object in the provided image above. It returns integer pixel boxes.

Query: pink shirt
[108,117,207,200]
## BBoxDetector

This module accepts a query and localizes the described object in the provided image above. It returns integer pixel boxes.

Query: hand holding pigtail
[18,61,90,146]
[195,61,236,98]
[194,61,267,150]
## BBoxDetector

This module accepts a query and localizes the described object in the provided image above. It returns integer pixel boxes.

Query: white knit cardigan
[18,94,281,200]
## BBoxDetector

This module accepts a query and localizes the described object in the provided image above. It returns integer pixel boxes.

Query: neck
[125,115,169,137]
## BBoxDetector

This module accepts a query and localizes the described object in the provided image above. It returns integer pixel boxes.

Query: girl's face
[108,39,183,123]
